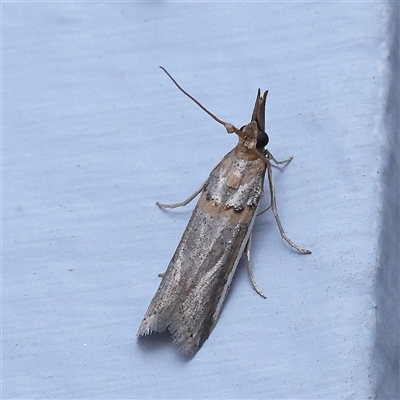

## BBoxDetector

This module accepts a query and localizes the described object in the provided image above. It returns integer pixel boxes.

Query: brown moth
[137,67,311,356]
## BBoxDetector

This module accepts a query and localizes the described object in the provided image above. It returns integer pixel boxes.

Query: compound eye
[256,131,269,149]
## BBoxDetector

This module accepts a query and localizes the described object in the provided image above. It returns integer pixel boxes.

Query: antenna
[159,66,240,135]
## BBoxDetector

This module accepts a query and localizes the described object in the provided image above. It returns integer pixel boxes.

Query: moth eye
[256,130,269,149]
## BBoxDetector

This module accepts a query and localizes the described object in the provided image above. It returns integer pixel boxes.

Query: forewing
[138,150,266,355]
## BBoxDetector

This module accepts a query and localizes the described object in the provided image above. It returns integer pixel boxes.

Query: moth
[137,67,311,356]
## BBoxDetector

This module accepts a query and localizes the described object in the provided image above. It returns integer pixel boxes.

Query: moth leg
[266,161,312,254]
[264,149,293,166]
[155,181,206,277]
[156,181,206,209]
[257,204,271,217]
[246,234,267,299]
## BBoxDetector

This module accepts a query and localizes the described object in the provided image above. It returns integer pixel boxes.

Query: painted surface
[3,2,395,398]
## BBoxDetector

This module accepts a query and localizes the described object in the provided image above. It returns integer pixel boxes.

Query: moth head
[237,89,270,151]
[238,121,259,150]
[251,89,269,149]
